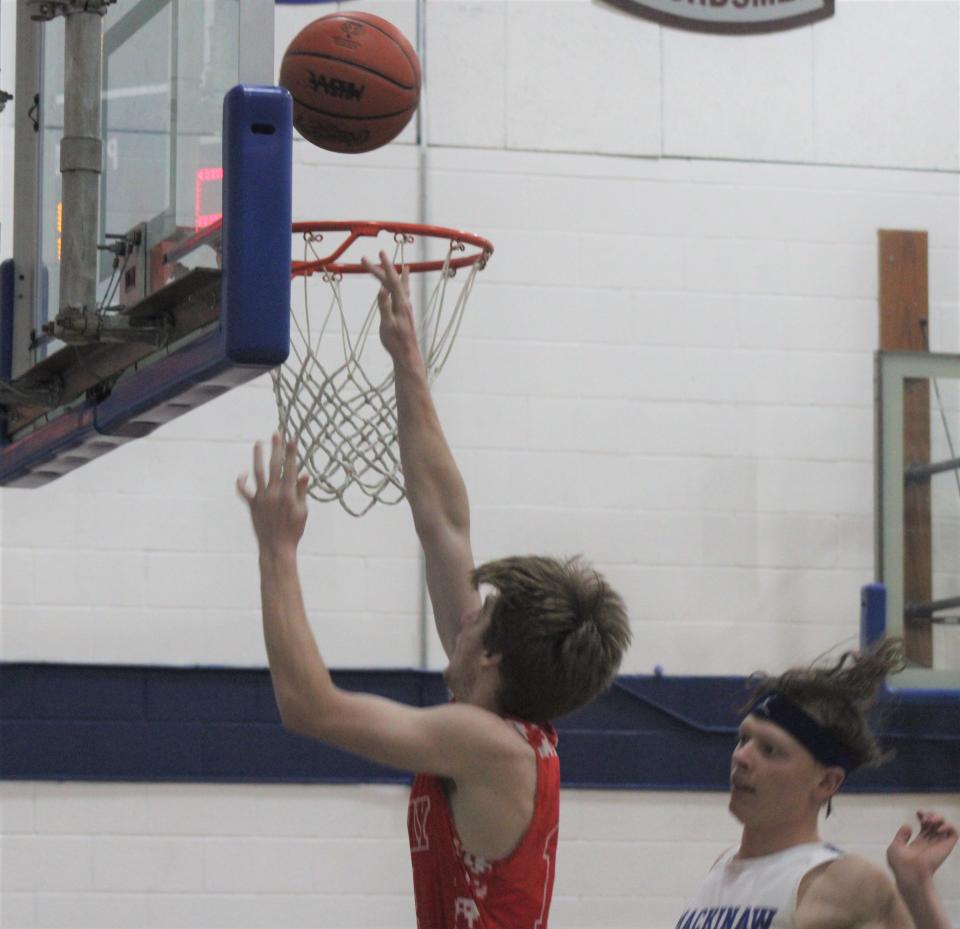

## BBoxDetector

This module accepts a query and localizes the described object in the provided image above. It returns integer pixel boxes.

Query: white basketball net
[273,231,484,517]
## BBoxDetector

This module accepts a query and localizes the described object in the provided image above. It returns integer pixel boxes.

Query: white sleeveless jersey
[675,842,845,929]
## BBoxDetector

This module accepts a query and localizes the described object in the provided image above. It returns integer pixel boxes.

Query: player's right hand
[886,810,958,890]
[362,251,422,367]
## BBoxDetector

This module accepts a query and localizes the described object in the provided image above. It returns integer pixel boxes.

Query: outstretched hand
[887,810,958,890]
[236,433,310,556]
[361,251,421,367]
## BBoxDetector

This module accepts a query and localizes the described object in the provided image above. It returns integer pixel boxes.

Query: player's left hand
[236,433,309,556]
[887,810,958,890]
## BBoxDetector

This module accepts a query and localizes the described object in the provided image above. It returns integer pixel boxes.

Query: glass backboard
[877,350,960,690]
[2,0,288,487]
[11,0,274,381]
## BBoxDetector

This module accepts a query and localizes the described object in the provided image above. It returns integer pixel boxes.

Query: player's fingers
[283,438,299,489]
[366,261,395,310]
[252,442,266,491]
[268,433,283,485]
[379,251,404,296]
[923,814,957,839]
[363,259,394,315]
[296,473,310,501]
[236,473,254,502]
[918,811,945,831]
[891,824,913,846]
[361,256,386,285]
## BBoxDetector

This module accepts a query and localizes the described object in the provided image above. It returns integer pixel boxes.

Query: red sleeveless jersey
[407,720,560,929]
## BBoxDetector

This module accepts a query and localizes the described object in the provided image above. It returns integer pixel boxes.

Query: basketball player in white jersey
[677,640,957,929]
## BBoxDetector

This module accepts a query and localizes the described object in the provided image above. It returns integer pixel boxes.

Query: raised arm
[886,810,957,929]
[797,812,957,929]
[237,434,517,777]
[362,252,481,657]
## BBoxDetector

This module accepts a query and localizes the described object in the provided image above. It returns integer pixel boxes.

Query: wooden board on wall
[878,229,932,667]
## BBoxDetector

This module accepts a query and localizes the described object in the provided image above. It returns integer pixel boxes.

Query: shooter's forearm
[394,356,470,540]
[258,549,336,730]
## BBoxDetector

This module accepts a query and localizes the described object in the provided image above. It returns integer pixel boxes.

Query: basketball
[279,12,421,155]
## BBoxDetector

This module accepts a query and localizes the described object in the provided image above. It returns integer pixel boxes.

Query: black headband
[749,691,858,773]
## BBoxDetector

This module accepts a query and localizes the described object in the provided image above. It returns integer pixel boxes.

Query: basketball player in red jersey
[238,252,631,929]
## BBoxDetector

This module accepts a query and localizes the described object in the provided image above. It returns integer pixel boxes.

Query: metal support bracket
[905,595,960,621]
[44,308,171,346]
[0,377,64,410]
[27,0,115,21]
[905,456,960,483]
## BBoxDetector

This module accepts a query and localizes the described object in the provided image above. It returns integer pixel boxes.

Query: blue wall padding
[221,84,292,365]
[1,664,957,790]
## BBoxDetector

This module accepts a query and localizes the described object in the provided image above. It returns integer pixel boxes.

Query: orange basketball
[279,12,421,154]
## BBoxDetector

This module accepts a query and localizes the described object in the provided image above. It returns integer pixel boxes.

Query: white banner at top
[598,0,835,34]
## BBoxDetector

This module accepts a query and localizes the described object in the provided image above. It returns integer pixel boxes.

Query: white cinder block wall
[1,0,958,926]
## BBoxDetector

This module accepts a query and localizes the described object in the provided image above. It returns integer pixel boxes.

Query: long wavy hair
[744,638,905,770]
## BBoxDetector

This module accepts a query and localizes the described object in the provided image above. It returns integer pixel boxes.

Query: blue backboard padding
[0,405,99,483]
[0,341,257,482]
[0,334,258,482]
[860,583,887,647]
[94,329,239,436]
[1,664,957,790]
[0,260,13,383]
[222,84,292,365]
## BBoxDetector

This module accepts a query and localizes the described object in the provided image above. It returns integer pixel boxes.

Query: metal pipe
[58,3,104,317]
[11,1,45,378]
[905,456,960,483]
[415,0,430,671]
[905,595,960,619]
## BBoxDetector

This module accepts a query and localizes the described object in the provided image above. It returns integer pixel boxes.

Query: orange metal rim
[290,220,494,277]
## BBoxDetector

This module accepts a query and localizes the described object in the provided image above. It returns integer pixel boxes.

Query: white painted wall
[1,0,958,926]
